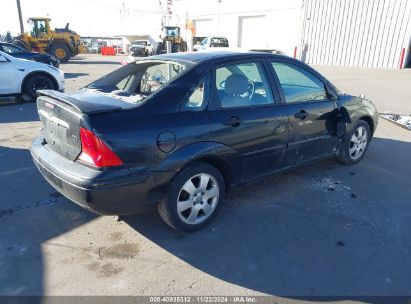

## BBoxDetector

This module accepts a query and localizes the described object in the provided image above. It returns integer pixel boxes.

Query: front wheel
[23,74,56,101]
[158,162,225,232]
[50,43,70,63]
[336,120,371,164]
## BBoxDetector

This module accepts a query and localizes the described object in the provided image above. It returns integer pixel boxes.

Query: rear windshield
[86,60,192,105]
[210,38,229,47]
[133,41,147,46]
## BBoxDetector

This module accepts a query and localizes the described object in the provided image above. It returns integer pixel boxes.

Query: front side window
[271,62,328,103]
[215,62,274,108]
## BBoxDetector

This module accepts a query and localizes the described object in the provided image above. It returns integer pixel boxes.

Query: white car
[0,51,65,101]
[196,36,229,52]
[129,40,154,57]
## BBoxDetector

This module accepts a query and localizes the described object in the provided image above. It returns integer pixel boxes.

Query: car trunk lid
[36,90,124,161]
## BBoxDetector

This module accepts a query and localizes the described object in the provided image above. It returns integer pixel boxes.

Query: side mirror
[0,55,9,62]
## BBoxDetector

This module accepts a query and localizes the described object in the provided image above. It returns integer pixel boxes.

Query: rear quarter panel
[87,109,213,172]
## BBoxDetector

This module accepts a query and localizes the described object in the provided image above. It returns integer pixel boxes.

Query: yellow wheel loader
[13,17,85,63]
[156,26,187,54]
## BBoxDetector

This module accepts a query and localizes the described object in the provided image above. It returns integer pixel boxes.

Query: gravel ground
[0,54,410,299]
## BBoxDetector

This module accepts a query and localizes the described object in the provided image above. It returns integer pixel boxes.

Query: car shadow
[64,72,90,79]
[124,137,411,298]
[0,102,39,123]
[1,136,410,299]
[0,145,96,298]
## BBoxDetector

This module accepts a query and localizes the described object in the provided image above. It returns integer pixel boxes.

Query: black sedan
[0,43,60,68]
[31,51,378,231]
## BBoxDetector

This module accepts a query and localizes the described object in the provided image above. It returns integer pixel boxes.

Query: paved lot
[0,54,410,298]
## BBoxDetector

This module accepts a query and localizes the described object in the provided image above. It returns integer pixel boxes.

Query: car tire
[23,74,56,101]
[336,120,371,165]
[50,43,70,63]
[158,162,225,232]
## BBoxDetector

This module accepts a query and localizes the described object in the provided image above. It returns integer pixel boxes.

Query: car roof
[149,51,286,64]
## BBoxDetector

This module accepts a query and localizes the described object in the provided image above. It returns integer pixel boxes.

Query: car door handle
[224,116,243,127]
[294,110,309,120]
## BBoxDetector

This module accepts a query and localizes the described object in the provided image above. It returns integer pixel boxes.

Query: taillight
[78,128,124,168]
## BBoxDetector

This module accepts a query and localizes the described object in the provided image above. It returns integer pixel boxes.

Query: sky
[0,0,167,37]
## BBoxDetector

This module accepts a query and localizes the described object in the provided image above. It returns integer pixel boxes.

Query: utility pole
[16,0,24,34]
[217,0,222,35]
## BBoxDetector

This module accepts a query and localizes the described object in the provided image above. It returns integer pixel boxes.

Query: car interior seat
[221,74,250,108]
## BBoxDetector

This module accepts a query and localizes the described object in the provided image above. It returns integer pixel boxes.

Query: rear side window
[272,62,327,103]
[182,78,209,111]
[141,62,185,94]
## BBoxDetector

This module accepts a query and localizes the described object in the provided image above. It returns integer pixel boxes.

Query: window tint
[210,38,229,47]
[215,62,274,108]
[272,62,327,103]
[2,45,24,54]
[183,79,208,111]
[116,74,135,91]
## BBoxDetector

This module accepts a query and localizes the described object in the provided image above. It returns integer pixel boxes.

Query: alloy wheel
[349,126,368,160]
[177,173,219,225]
[32,77,52,92]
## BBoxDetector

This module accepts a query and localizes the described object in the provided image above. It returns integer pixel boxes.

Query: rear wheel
[158,162,225,232]
[23,74,56,101]
[50,43,70,63]
[336,120,371,165]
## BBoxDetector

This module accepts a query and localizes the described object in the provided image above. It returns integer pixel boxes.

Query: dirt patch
[109,232,123,242]
[98,243,139,260]
[99,263,124,278]
[86,262,124,278]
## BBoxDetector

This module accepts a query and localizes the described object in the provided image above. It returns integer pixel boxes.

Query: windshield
[27,19,47,38]
[86,60,192,105]
[132,41,147,46]
[164,27,180,37]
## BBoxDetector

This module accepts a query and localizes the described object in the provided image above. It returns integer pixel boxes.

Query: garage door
[238,15,266,49]
[193,19,213,37]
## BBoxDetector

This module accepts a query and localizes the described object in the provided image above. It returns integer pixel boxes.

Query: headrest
[225,74,248,95]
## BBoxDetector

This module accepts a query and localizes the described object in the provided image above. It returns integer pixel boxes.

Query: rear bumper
[31,137,175,215]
